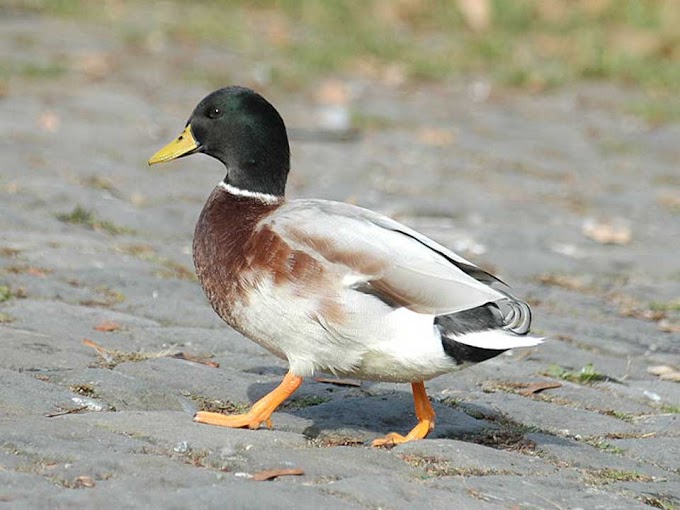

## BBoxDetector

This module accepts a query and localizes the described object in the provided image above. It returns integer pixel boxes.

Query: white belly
[231,277,457,382]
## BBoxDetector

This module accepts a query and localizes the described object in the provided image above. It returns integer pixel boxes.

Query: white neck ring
[217,181,281,204]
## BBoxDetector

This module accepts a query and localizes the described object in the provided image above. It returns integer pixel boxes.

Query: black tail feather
[436,294,533,365]
[436,304,507,365]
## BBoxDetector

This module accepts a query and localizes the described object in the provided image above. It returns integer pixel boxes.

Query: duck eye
[207,107,222,119]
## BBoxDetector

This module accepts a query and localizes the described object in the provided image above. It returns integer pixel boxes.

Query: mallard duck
[148,86,541,446]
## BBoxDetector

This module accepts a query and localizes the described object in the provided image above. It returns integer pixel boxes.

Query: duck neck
[217,181,282,205]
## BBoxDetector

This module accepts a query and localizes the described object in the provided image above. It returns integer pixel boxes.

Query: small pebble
[173,441,190,454]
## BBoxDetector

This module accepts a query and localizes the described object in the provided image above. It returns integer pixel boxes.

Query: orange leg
[372,381,436,447]
[194,371,303,430]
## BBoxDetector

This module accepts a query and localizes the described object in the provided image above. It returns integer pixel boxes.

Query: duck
[148,86,541,446]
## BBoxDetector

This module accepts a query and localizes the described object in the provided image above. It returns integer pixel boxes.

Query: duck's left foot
[194,410,273,430]
[194,371,303,430]
[372,381,435,447]
[372,419,434,446]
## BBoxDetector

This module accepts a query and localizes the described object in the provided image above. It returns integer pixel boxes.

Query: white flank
[452,329,543,350]
[217,181,281,204]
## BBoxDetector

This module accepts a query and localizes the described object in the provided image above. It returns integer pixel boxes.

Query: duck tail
[436,296,542,365]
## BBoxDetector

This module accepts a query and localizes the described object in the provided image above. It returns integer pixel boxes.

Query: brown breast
[192,187,332,328]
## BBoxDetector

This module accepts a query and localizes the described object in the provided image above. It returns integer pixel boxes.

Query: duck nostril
[178,135,184,141]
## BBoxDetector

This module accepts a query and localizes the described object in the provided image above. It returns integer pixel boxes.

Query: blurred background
[2,0,678,122]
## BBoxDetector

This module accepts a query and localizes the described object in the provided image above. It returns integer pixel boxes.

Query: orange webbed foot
[372,381,435,447]
[194,372,302,431]
[194,411,273,430]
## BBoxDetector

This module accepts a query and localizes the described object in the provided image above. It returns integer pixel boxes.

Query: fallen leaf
[657,191,680,213]
[660,372,680,382]
[582,218,632,245]
[610,27,665,58]
[130,192,147,207]
[647,365,680,382]
[83,338,111,357]
[314,377,361,387]
[456,0,491,31]
[169,352,219,368]
[316,79,349,105]
[483,380,562,396]
[537,273,588,291]
[94,320,121,332]
[657,319,680,334]
[73,52,112,80]
[381,63,406,87]
[74,475,96,488]
[517,382,563,396]
[4,266,52,277]
[251,468,304,481]
[647,365,675,376]
[37,111,60,133]
[418,127,455,147]
[263,14,290,47]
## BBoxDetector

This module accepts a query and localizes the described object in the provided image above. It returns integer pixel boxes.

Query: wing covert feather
[266,200,504,314]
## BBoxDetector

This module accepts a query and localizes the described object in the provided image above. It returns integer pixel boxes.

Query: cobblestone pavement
[1,13,679,510]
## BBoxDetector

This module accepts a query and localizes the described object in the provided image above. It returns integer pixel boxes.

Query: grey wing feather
[266,199,509,316]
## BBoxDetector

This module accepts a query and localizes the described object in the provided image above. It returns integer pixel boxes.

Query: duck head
[148,86,290,197]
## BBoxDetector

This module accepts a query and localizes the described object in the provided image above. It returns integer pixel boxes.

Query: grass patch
[280,395,330,410]
[457,427,537,454]
[3,265,53,277]
[585,438,626,455]
[69,383,98,398]
[0,247,21,258]
[350,111,399,131]
[639,495,679,510]
[0,284,26,302]
[181,392,250,415]
[83,339,180,369]
[543,363,612,384]
[649,300,680,313]
[535,273,591,292]
[444,402,538,454]
[0,285,12,302]
[115,243,156,258]
[153,260,197,281]
[79,285,126,308]
[56,206,135,236]
[0,59,67,81]
[658,403,680,414]
[601,409,635,422]
[583,467,654,486]
[400,454,512,478]
[313,435,365,448]
[626,97,680,125]
[9,0,679,104]
[80,175,118,192]
[0,311,15,323]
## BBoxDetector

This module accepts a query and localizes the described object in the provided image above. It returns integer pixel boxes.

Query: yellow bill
[148,125,199,165]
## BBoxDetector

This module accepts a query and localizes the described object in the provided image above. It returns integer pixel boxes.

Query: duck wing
[266,199,515,318]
